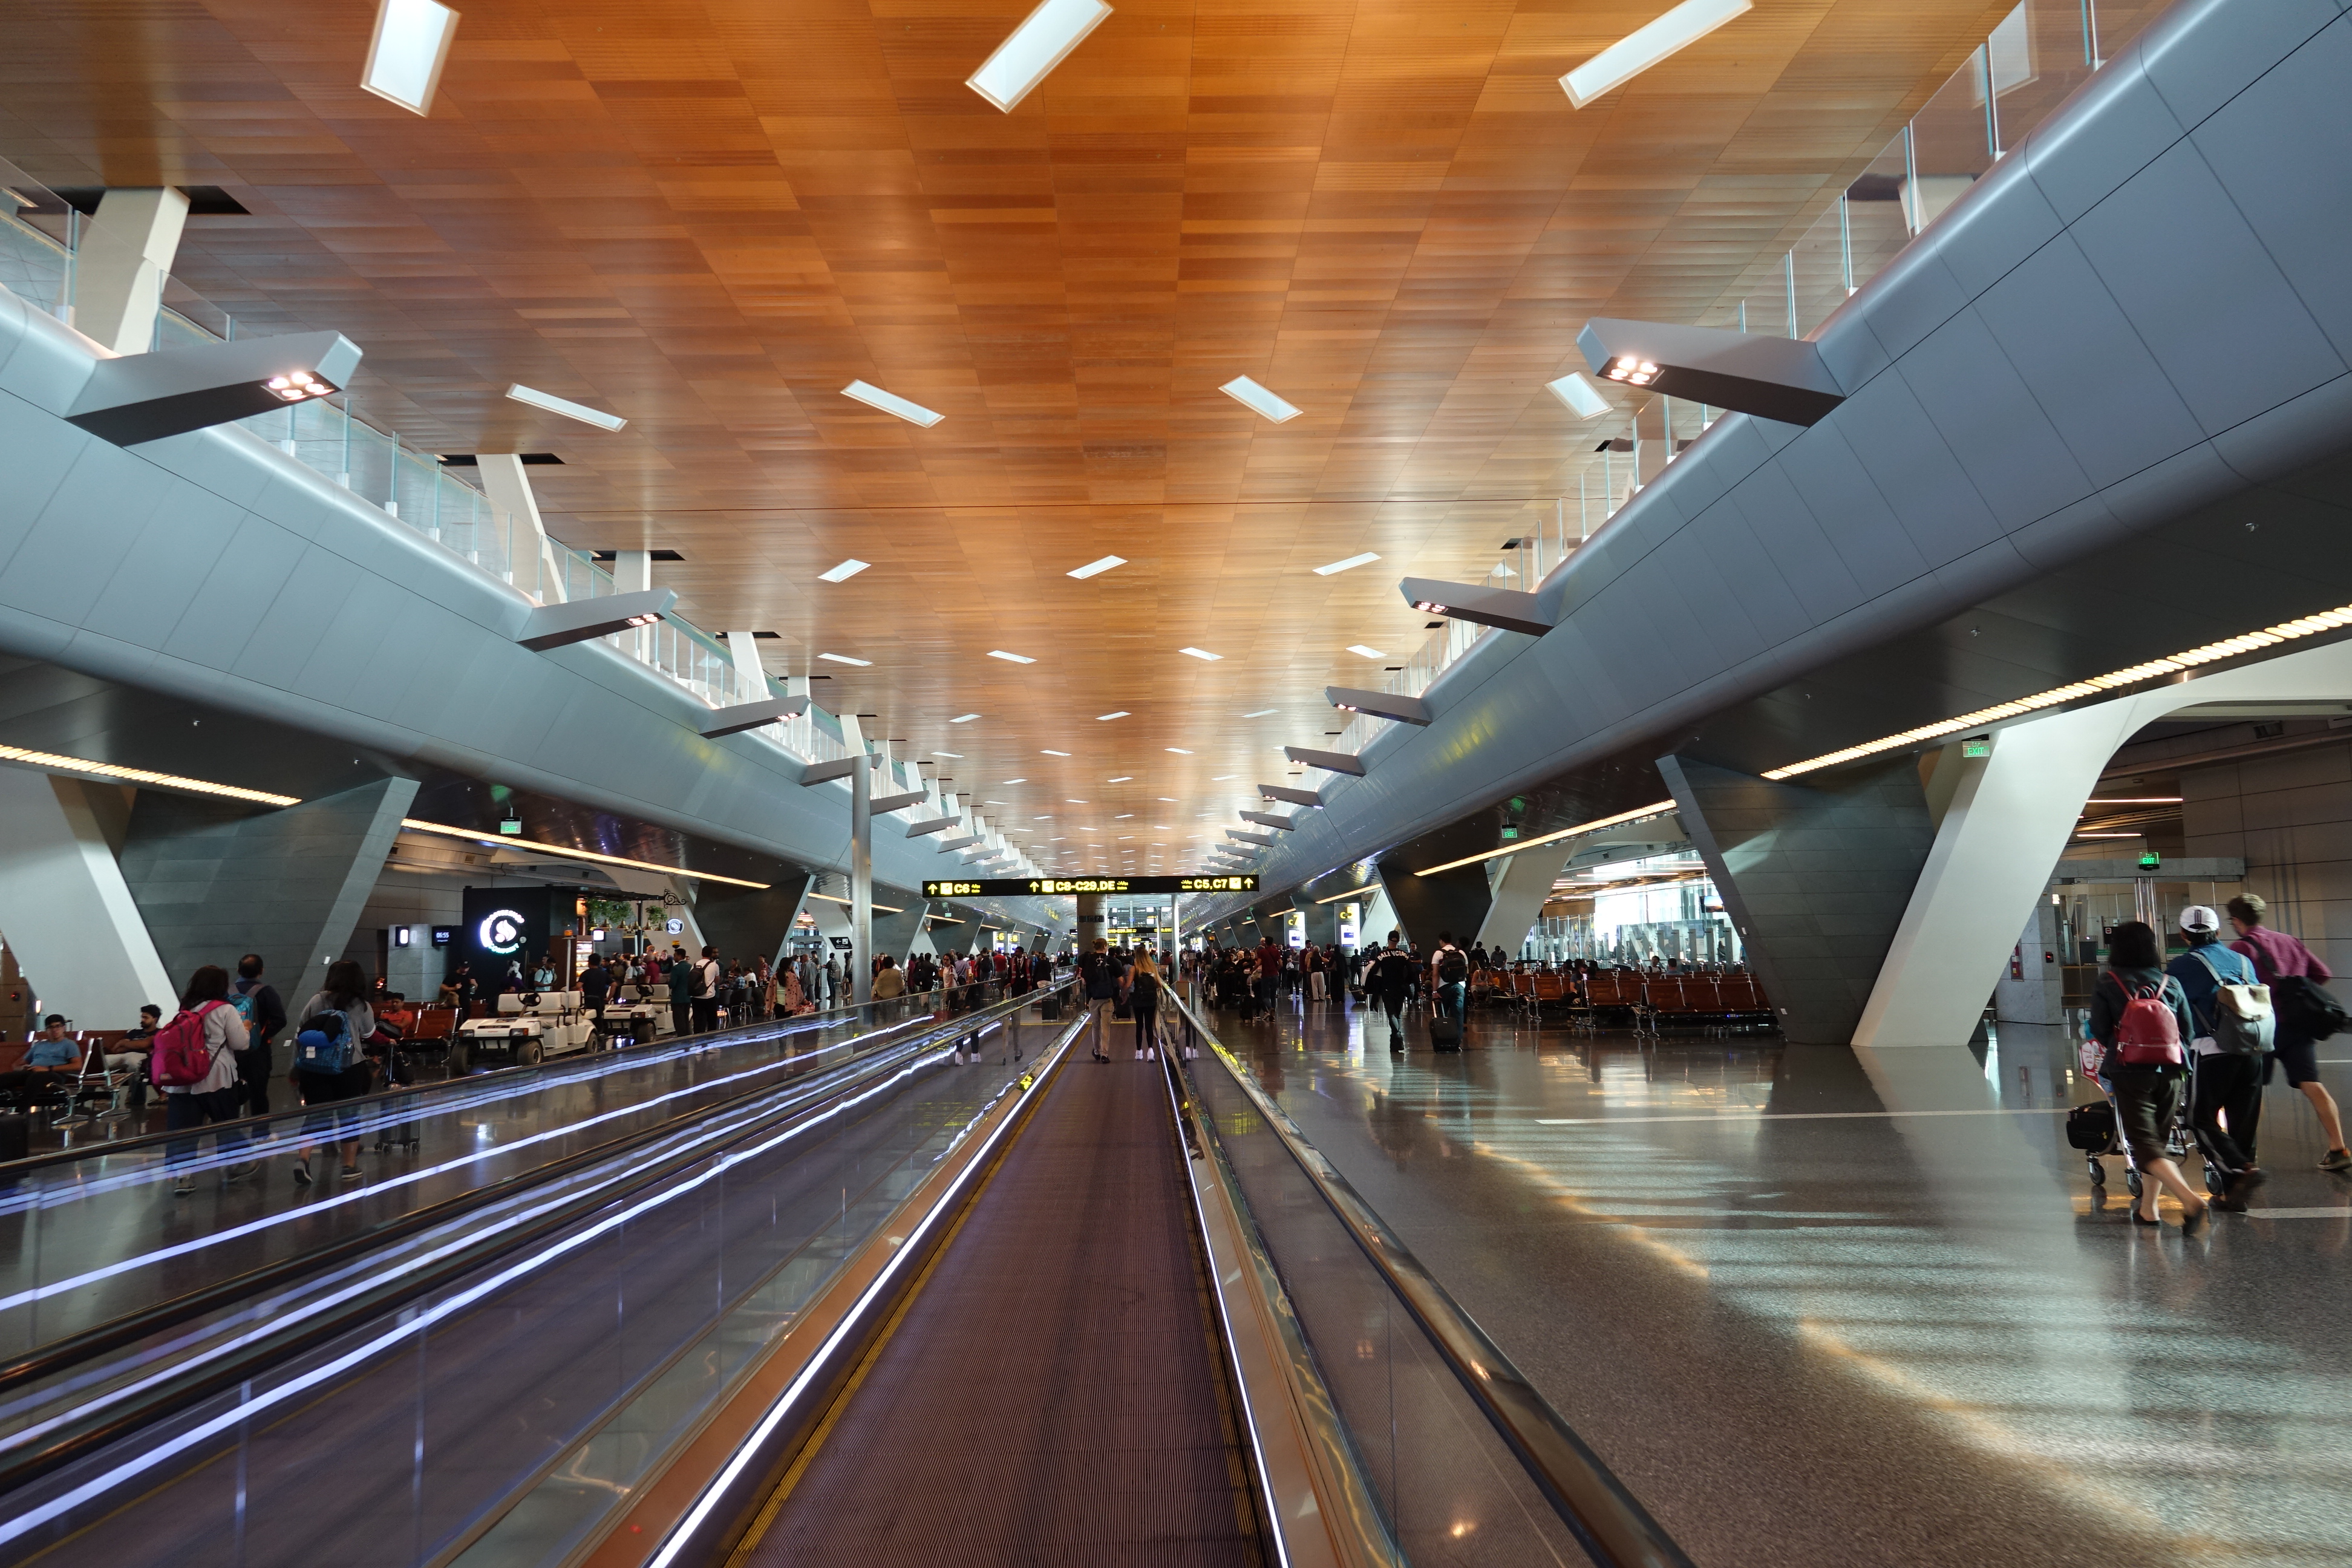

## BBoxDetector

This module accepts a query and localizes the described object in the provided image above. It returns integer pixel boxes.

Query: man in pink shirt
[2227,894,2351,1171]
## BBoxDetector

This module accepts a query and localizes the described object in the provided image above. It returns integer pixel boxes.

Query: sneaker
[2322,1149,2352,1172]
[1133,1048,1143,1060]
[223,1161,258,1181]
[293,1158,312,1186]
[339,1165,362,1183]
[171,1176,194,1196]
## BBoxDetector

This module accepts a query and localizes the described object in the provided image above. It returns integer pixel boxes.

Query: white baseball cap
[2179,904,2221,933]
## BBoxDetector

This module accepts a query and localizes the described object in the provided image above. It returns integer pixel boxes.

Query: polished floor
[1201,990,2352,1568]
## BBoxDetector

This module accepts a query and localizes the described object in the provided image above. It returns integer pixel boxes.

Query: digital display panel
[923,875,1259,898]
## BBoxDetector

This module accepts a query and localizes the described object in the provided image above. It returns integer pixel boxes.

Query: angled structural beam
[1326,685,1432,727]
[518,588,673,652]
[1228,829,1275,848]
[68,331,364,446]
[870,789,927,812]
[937,834,983,852]
[699,694,807,738]
[1399,577,1552,639]
[904,815,959,838]
[1259,783,1324,809]
[1284,745,1365,777]
[1238,811,1296,832]
[798,757,858,785]
[1577,317,1844,426]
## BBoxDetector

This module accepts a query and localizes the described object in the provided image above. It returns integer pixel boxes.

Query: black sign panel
[924,875,1258,898]
[459,886,555,984]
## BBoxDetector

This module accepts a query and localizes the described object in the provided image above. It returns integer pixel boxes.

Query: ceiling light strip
[1415,801,1677,878]
[801,891,907,914]
[506,383,626,431]
[0,746,299,807]
[399,818,768,889]
[1559,0,1754,109]
[1761,607,2352,781]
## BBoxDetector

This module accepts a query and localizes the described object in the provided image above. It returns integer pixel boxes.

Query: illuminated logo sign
[477,908,528,956]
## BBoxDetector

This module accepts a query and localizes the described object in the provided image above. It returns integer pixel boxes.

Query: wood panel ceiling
[0,0,2011,876]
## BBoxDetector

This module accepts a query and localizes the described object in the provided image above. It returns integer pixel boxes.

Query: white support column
[475,454,567,604]
[613,549,652,660]
[725,628,763,701]
[0,771,175,1022]
[1474,843,1576,956]
[74,188,191,356]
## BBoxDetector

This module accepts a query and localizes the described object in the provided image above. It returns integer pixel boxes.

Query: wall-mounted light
[1577,317,1845,426]
[67,330,362,446]
[1258,784,1325,808]
[1398,577,1553,639]
[699,694,808,739]
[516,588,675,652]
[1284,745,1366,777]
[1325,685,1433,727]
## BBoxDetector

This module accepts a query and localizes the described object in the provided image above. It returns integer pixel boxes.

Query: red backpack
[149,1002,227,1087]
[2107,975,2184,1067]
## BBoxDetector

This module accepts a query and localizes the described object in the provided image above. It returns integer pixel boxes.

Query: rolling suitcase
[1427,1015,1463,1050]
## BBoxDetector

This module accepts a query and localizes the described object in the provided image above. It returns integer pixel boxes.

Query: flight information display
[923,875,1258,898]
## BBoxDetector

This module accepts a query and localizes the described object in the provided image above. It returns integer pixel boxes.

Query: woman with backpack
[1129,953,1165,1060]
[2088,921,2209,1230]
[156,965,252,1195]
[292,959,377,1186]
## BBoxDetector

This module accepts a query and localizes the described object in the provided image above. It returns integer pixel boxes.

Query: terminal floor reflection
[1200,993,2352,1568]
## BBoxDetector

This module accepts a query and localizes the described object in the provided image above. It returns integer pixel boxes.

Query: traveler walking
[691,946,724,1033]
[667,948,696,1036]
[2089,921,2210,1230]
[1368,932,1417,1050]
[1131,952,1165,1060]
[1429,930,1469,1045]
[1080,938,1120,1062]
[2167,906,2272,1209]
[2226,894,2352,1170]
[230,955,287,1117]
[292,959,377,1186]
[154,967,252,1193]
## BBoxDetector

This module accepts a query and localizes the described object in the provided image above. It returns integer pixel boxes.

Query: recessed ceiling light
[1212,775,1237,781]
[818,652,872,667]
[818,558,871,583]
[1096,711,1129,720]
[1220,375,1301,423]
[1560,0,1753,109]
[989,650,1035,664]
[1158,797,1177,802]
[1152,825,1170,830]
[1241,708,1278,717]
[932,750,962,759]
[1034,815,1053,820]
[1165,747,1191,754]
[1347,644,1385,659]
[362,0,460,115]
[1108,776,1133,782]
[948,713,982,724]
[1115,814,1134,819]
[1067,799,1088,803]
[1313,552,1379,577]
[1178,647,1220,661]
[1002,777,1026,783]
[1067,554,1126,579]
[1547,372,1611,419]
[967,0,1113,112]
[506,382,626,432]
[841,379,944,427]
[1040,748,1070,756]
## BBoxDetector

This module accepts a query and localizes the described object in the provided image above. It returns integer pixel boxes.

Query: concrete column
[871,892,929,967]
[0,770,175,1023]
[74,188,191,355]
[1474,841,1576,956]
[1993,898,2065,1026]
[1075,892,1105,952]
[1658,754,1936,1048]
[692,872,813,971]
[613,549,652,660]
[1374,817,1493,951]
[724,628,764,701]
[117,776,420,1010]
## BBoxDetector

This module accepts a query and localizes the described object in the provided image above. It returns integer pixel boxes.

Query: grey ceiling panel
[2070,139,2345,437]
[1973,236,2207,488]
[1896,309,2093,528]
[1916,150,2065,299]
[2138,0,2341,129]
[4,448,172,628]
[2212,374,2352,489]
[2001,491,2129,573]
[2020,55,2185,225]
[230,544,364,689]
[2188,19,2352,364]
[1828,372,2006,568]
[1774,424,1929,599]
[1645,528,1759,676]
[85,485,246,650]
[1682,500,1812,648]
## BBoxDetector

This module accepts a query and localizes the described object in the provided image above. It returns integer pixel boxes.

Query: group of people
[1187,930,1477,1049]
[1076,939,1187,1062]
[2086,895,2350,1229]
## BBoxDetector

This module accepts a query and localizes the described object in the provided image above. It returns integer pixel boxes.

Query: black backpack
[2273,974,2348,1040]
[1439,949,1468,985]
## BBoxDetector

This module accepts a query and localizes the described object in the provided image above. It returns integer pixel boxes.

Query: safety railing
[1167,991,1695,1568]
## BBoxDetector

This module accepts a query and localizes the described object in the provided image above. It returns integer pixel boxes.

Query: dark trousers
[165,1086,247,1166]
[1374,991,1406,1039]
[240,1037,275,1116]
[2194,1051,2265,1175]
[673,998,692,1035]
[1134,1005,1158,1051]
[692,999,720,1034]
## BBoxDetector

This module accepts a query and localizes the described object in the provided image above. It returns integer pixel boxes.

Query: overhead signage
[924,875,1258,898]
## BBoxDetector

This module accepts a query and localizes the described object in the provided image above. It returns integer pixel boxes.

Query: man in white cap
[2166,904,2269,1207]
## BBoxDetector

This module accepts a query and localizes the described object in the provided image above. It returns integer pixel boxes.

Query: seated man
[0,1015,86,1100]
[106,1005,163,1108]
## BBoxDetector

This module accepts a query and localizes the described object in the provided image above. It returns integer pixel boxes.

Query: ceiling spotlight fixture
[1097,711,1129,720]
[988,650,1036,664]
[1560,0,1753,109]
[841,379,944,427]
[1346,645,1385,659]
[1219,375,1301,423]
[967,0,1113,112]
[1401,577,1554,638]
[362,0,460,116]
[1328,686,1433,726]
[1579,317,1845,425]
[1178,647,1220,661]
[263,370,333,403]
[817,652,872,667]
[1313,553,1379,577]
[1546,371,1611,420]
[1068,554,1126,579]
[949,713,982,724]
[506,383,626,431]
[818,558,871,583]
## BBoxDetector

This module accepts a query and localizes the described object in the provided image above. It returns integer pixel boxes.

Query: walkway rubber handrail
[1166,992,1697,1568]
[0,978,1015,1177]
[0,985,1070,1496]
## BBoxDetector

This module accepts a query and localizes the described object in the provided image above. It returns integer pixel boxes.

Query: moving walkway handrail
[1166,992,1697,1568]
[0,984,1070,1500]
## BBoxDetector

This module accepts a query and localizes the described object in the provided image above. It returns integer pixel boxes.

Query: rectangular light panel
[1068,555,1125,579]
[1547,371,1612,419]
[949,713,982,723]
[506,382,627,431]
[988,650,1036,664]
[361,0,459,116]
[1178,646,1220,661]
[1313,552,1379,577]
[818,558,870,583]
[1346,644,1385,659]
[1242,708,1276,717]
[841,379,944,428]
[1560,0,1753,109]
[1097,711,1129,720]
[967,0,1114,113]
[817,652,872,667]
[1220,375,1301,423]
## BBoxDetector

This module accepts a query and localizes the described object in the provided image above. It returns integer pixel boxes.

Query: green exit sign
[1961,736,1992,759]
[498,819,522,835]
[2138,851,2161,869]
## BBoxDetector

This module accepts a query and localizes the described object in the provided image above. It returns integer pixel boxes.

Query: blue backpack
[295,1010,356,1074]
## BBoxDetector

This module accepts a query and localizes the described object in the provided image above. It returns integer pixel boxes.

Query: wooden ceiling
[0,0,2011,877]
